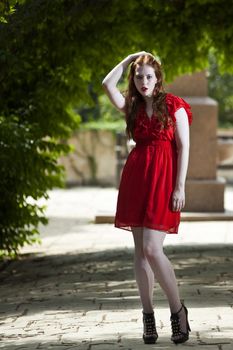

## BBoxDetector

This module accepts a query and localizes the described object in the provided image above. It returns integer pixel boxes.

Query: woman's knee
[142,227,165,259]
[143,244,164,262]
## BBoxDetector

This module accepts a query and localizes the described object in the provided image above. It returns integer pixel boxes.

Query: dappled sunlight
[1,245,233,348]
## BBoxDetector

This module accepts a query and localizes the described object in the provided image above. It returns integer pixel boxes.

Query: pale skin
[102,51,190,341]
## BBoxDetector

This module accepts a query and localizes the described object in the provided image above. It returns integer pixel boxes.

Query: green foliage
[0,0,83,256]
[208,53,233,128]
[80,118,125,133]
[79,89,126,132]
[0,117,72,256]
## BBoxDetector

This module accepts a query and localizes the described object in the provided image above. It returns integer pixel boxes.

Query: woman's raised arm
[102,51,147,113]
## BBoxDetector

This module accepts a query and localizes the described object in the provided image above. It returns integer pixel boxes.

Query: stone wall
[58,130,116,186]
[58,127,233,189]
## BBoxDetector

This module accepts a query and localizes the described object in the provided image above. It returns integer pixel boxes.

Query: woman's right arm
[102,52,147,113]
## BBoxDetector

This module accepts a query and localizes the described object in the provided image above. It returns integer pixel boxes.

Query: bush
[0,1,81,257]
[0,117,73,257]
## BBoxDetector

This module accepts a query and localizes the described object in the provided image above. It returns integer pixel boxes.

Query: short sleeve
[166,93,193,126]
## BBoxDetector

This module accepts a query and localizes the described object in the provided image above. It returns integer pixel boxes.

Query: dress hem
[114,222,179,234]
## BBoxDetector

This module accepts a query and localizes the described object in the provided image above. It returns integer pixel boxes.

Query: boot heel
[183,304,191,331]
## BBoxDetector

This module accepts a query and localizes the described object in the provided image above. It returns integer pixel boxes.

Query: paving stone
[0,186,233,349]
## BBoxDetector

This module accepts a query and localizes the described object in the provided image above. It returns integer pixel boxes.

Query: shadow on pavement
[0,244,233,349]
[1,244,233,315]
[0,337,232,350]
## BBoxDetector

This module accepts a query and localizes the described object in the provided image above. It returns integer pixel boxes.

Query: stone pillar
[166,71,226,212]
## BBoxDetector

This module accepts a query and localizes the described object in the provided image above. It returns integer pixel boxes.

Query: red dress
[114,93,193,234]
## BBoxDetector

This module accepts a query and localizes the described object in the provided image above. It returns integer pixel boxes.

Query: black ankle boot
[142,310,158,344]
[170,302,191,344]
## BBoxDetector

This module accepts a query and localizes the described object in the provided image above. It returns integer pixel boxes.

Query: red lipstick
[141,87,148,92]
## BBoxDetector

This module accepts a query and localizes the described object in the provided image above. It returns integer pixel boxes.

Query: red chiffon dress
[114,93,193,234]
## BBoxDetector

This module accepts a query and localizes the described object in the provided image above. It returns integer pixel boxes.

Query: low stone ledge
[95,210,233,224]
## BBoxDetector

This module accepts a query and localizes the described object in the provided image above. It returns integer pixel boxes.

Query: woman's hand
[129,51,154,62]
[172,187,185,212]
[102,50,154,112]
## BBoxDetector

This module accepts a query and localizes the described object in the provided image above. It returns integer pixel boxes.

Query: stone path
[0,186,233,349]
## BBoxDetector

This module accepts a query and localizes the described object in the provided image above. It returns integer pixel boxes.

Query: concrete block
[185,97,218,179]
[166,70,208,96]
[185,177,226,212]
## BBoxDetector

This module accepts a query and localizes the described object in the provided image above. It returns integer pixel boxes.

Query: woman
[102,51,192,344]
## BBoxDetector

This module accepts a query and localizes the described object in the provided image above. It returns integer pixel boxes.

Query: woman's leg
[131,227,155,313]
[142,227,181,312]
[142,227,188,341]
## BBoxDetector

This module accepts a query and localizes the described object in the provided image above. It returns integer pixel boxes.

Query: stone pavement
[0,186,233,349]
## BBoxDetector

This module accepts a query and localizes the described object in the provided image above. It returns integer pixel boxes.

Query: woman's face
[133,64,158,98]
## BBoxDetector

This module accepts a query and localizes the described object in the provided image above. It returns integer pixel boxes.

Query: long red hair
[123,55,174,140]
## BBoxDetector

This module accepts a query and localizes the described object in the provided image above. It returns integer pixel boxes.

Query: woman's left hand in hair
[172,187,185,211]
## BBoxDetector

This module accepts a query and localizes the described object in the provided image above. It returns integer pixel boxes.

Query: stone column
[166,71,226,212]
